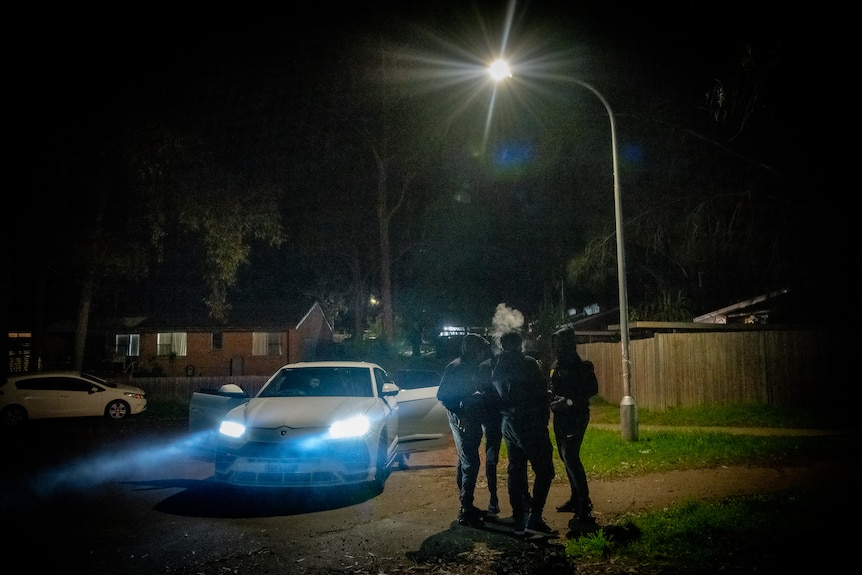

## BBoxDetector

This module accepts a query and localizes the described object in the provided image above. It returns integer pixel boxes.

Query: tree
[34,113,287,371]
[565,23,820,320]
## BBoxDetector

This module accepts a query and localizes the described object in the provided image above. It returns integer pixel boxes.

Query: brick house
[109,299,335,377]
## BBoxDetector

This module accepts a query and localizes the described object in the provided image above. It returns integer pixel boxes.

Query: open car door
[393,369,452,455]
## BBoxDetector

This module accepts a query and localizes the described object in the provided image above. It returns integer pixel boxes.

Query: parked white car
[189,361,450,492]
[0,371,148,427]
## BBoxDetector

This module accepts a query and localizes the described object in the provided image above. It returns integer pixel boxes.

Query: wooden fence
[579,328,833,411]
[133,376,270,402]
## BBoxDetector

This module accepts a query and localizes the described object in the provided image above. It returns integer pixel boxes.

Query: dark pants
[552,409,592,515]
[455,414,503,509]
[501,415,555,519]
[481,414,502,507]
[448,411,483,509]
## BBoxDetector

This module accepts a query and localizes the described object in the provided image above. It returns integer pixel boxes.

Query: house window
[252,332,282,356]
[8,331,32,373]
[157,332,187,356]
[115,334,140,357]
[212,332,223,351]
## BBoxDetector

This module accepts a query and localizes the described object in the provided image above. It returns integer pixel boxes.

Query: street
[1,418,470,574]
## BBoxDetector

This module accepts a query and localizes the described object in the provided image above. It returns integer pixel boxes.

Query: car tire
[371,432,391,494]
[0,405,28,427]
[105,400,130,421]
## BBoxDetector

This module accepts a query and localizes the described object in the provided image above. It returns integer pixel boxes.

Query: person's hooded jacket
[437,333,492,420]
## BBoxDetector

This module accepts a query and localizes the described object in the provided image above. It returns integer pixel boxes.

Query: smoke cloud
[490,303,524,341]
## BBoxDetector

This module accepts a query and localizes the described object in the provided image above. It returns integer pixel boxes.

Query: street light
[488,60,638,441]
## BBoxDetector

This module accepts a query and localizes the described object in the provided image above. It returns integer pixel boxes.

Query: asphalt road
[1,417,471,574]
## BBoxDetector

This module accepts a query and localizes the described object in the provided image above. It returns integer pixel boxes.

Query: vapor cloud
[490,303,524,341]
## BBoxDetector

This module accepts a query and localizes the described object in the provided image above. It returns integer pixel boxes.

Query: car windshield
[81,373,116,388]
[258,367,374,398]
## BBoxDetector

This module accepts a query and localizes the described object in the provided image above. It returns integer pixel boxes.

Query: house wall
[137,331,289,377]
[133,304,335,377]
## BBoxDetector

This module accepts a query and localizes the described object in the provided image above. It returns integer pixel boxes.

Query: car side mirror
[218,383,249,398]
[380,382,400,397]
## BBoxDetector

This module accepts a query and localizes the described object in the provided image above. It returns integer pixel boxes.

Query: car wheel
[105,400,130,420]
[0,405,28,427]
[371,432,391,494]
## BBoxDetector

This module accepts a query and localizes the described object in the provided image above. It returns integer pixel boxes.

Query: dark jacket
[436,357,487,418]
[491,349,549,421]
[549,358,598,412]
[436,333,493,420]
[549,326,598,412]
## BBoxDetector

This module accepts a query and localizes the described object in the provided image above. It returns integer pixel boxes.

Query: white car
[190,361,450,492]
[0,371,148,427]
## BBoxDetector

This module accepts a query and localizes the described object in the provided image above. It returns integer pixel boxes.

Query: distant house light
[438,326,468,337]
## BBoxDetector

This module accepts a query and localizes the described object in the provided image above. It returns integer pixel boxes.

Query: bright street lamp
[489,62,638,441]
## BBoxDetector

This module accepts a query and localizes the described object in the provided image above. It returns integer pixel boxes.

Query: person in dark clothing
[549,326,598,523]
[477,353,503,518]
[436,333,494,527]
[491,330,558,536]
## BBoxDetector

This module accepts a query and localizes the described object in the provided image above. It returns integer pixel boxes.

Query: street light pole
[488,60,637,440]
[567,79,638,442]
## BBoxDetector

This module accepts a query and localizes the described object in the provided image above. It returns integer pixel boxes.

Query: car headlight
[328,415,371,439]
[124,392,144,399]
[219,420,247,438]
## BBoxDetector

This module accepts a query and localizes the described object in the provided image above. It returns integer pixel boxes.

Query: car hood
[229,396,381,429]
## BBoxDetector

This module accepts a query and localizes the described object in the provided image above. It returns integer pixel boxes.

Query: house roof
[56,297,330,333]
[693,288,791,324]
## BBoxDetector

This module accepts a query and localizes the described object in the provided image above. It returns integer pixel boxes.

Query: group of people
[436,326,598,536]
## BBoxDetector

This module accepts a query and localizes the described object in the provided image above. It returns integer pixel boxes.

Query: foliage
[630,289,695,322]
[576,489,844,573]
[565,528,614,560]
[132,124,286,323]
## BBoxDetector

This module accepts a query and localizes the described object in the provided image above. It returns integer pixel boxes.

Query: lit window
[157,332,187,356]
[252,332,282,356]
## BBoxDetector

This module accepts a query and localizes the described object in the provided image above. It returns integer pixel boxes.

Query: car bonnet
[234,396,381,429]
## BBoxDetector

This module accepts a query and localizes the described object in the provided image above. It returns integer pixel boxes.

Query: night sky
[8,2,833,332]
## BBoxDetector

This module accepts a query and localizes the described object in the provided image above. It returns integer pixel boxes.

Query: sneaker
[513,514,529,535]
[555,499,577,513]
[576,502,595,521]
[525,515,558,536]
[486,504,500,518]
[457,506,484,527]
